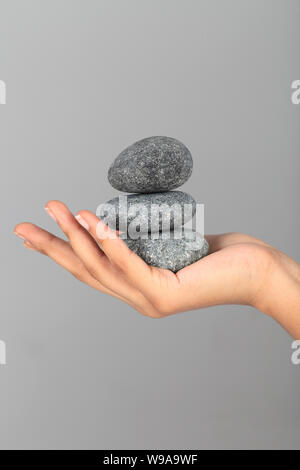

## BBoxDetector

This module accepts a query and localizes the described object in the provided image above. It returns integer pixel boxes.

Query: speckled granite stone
[123,229,209,272]
[108,136,193,193]
[99,191,196,233]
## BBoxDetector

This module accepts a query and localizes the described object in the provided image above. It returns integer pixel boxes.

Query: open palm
[15,201,275,318]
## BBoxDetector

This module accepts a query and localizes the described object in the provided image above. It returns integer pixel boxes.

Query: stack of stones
[102,136,209,272]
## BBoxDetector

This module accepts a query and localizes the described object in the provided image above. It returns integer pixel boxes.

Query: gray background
[0,0,299,450]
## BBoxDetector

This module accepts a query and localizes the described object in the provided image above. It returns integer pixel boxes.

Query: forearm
[255,249,300,338]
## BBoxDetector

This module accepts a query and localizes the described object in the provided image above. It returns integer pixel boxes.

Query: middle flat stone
[99,191,196,233]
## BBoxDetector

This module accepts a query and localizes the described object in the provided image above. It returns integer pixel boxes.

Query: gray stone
[99,191,196,233]
[108,136,193,193]
[123,229,209,272]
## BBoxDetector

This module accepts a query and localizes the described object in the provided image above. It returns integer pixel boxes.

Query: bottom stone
[123,229,209,273]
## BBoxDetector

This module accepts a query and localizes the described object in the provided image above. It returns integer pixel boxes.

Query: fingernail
[96,220,117,239]
[14,231,27,241]
[75,214,89,230]
[45,206,57,222]
[24,241,35,250]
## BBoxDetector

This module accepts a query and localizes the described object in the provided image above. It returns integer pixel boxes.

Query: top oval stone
[108,136,193,193]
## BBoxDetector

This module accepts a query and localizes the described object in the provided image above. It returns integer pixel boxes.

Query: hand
[14,201,300,337]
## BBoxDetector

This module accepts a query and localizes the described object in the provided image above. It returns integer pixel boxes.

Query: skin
[14,200,300,338]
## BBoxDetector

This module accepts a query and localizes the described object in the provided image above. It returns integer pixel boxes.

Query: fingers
[15,201,168,317]
[14,222,131,304]
[75,210,155,292]
[44,201,149,306]
[75,210,175,312]
[44,200,114,282]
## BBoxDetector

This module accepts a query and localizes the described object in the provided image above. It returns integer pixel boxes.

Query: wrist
[253,247,300,337]
[251,247,279,314]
